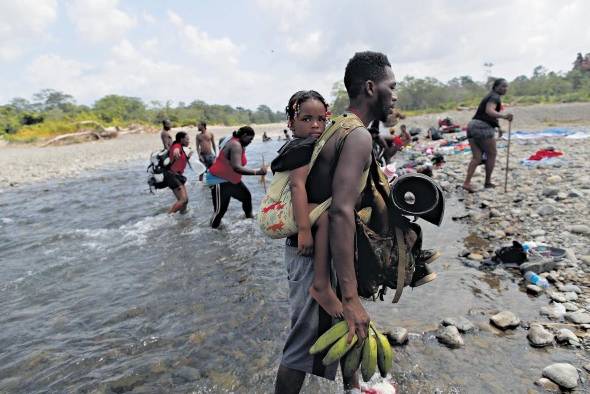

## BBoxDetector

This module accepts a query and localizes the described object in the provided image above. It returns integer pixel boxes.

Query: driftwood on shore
[39,121,151,147]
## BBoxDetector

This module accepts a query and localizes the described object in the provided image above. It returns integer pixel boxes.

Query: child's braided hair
[285,90,329,122]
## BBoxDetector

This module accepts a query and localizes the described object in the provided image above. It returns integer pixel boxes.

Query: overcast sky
[1,0,589,111]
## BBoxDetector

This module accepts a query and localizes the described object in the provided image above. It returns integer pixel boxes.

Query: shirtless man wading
[196,122,216,181]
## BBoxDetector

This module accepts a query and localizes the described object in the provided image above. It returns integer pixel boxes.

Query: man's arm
[328,128,372,341]
[210,133,217,154]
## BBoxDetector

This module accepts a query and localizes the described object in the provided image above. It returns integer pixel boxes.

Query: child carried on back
[267,90,342,317]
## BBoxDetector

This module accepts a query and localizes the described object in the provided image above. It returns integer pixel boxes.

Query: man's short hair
[198,121,207,128]
[175,131,187,142]
[344,51,392,99]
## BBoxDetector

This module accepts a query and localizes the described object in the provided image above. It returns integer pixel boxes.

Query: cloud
[0,0,57,60]
[26,54,91,90]
[167,11,240,66]
[66,0,136,43]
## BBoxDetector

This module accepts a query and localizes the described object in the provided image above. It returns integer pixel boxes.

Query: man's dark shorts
[164,171,186,190]
[200,153,216,168]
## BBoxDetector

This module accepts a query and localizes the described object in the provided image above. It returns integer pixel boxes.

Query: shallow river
[0,140,585,393]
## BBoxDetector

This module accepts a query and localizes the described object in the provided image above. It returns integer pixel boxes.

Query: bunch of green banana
[308,320,394,378]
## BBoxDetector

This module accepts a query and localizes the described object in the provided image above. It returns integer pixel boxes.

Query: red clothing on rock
[527,149,563,161]
[169,143,188,174]
[209,138,247,184]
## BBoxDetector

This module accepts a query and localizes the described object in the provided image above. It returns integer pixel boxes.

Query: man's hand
[343,296,370,343]
[504,113,514,122]
[297,229,314,256]
[257,166,268,176]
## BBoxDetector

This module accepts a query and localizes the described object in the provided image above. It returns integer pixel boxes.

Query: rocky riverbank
[421,131,590,391]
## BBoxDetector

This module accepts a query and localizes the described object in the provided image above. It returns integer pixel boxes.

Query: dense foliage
[0,92,285,142]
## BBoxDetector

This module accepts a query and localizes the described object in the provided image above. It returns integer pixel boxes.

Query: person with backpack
[274,51,401,393]
[207,126,267,228]
[165,131,192,214]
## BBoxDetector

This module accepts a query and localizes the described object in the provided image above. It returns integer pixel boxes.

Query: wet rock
[557,283,581,293]
[441,317,476,333]
[173,366,202,382]
[540,303,566,320]
[564,311,590,324]
[526,284,543,296]
[556,328,580,345]
[542,363,579,389]
[562,302,579,312]
[519,259,557,274]
[490,311,520,329]
[567,224,590,235]
[386,327,408,346]
[534,377,560,392]
[537,205,555,216]
[542,187,559,197]
[436,325,464,348]
[527,324,554,347]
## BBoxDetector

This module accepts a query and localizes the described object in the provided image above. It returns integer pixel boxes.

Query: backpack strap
[392,226,407,303]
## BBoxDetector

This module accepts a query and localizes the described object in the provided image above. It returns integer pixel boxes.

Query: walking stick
[260,154,267,193]
[503,120,512,193]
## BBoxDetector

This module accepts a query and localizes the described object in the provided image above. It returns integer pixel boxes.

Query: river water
[0,140,585,393]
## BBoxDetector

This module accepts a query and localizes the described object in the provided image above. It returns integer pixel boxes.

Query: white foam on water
[1,217,14,224]
[73,213,177,251]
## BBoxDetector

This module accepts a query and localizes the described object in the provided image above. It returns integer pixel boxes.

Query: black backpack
[147,149,170,192]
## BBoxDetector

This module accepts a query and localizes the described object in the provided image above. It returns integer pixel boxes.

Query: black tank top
[473,92,501,127]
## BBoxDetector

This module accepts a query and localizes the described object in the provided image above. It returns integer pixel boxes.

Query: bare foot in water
[309,285,343,318]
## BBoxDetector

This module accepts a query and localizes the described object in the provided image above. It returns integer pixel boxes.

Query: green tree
[93,95,147,122]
